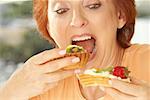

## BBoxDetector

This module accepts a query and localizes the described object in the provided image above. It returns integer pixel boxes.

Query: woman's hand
[100,77,150,100]
[0,48,80,100]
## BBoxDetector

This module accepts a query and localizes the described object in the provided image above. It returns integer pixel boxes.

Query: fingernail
[74,69,81,74]
[72,57,80,63]
[59,50,66,55]
[108,80,112,85]
[99,86,105,91]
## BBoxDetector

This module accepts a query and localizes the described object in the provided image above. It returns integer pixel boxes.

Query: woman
[0,0,149,100]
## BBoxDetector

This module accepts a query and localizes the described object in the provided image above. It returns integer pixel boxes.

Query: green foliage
[0,1,55,63]
[1,1,32,19]
[0,30,54,63]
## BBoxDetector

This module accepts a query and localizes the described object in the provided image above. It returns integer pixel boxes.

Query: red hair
[33,0,136,48]
[33,0,56,46]
[114,0,136,48]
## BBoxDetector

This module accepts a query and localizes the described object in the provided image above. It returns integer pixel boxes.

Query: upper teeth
[72,36,92,41]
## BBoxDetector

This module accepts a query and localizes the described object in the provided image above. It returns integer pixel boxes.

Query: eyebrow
[49,0,70,9]
[82,0,100,5]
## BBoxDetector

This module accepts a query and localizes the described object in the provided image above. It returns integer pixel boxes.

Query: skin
[47,0,149,99]
[0,49,80,99]
[48,0,126,68]
[0,0,149,100]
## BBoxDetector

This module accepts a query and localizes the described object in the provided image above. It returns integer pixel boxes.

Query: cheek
[49,17,69,48]
[91,12,118,42]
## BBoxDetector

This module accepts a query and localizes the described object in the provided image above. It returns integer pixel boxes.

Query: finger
[105,87,137,100]
[41,70,75,83]
[111,79,143,96]
[39,56,80,73]
[30,48,66,64]
[130,76,147,85]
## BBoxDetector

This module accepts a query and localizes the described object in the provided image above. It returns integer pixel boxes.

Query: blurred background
[0,0,150,86]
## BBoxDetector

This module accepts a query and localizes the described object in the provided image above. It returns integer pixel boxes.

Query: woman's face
[47,0,126,67]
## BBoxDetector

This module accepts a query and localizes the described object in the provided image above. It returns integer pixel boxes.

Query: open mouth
[71,34,96,60]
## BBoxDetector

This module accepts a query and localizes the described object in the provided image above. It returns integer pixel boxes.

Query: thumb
[130,76,147,85]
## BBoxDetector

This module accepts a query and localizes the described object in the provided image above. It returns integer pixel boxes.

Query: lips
[71,33,96,61]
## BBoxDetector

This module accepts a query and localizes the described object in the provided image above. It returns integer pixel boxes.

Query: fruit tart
[63,45,89,70]
[48,45,89,70]
[77,66,131,87]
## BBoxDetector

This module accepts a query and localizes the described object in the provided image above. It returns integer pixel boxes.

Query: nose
[70,11,88,28]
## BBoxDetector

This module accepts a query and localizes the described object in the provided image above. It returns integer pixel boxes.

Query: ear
[117,11,126,29]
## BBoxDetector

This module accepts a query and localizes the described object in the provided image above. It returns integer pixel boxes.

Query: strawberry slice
[112,66,130,79]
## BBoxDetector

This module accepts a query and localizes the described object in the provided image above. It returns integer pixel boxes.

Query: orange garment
[30,44,150,100]
[121,44,150,83]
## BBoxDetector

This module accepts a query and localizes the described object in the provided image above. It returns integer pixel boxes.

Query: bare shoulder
[123,44,150,82]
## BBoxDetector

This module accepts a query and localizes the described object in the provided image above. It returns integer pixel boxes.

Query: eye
[86,3,101,9]
[54,8,69,14]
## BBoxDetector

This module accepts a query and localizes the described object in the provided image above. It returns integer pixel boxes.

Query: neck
[99,44,125,68]
[86,44,125,69]
[91,45,125,68]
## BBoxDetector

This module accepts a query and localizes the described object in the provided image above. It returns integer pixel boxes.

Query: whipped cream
[84,68,130,82]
